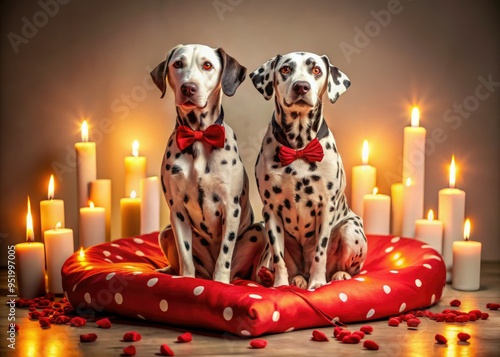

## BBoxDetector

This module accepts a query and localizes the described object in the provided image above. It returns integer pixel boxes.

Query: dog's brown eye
[173,61,183,69]
[202,62,213,70]
[280,66,291,75]
[312,66,322,75]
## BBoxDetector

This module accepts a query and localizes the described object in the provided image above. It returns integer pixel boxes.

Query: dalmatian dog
[150,44,265,284]
[250,52,367,289]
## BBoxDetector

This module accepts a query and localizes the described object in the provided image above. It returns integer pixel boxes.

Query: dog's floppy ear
[150,45,182,99]
[321,55,351,104]
[249,55,281,100]
[217,48,247,97]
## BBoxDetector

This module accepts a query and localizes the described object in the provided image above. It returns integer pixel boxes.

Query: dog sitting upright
[151,44,265,284]
[250,52,367,289]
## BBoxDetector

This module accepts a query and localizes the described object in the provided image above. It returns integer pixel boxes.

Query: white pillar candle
[401,178,419,238]
[415,209,443,254]
[16,196,46,298]
[125,140,146,197]
[351,140,376,218]
[121,190,141,237]
[79,201,106,248]
[140,176,160,234]
[44,223,74,294]
[439,155,466,282]
[390,182,403,236]
[75,120,97,208]
[452,219,481,291]
[89,179,112,241]
[40,174,65,240]
[363,188,390,235]
[402,107,425,221]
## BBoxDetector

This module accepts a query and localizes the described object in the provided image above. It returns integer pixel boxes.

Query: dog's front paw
[308,277,327,290]
[273,273,289,287]
[331,271,352,281]
[213,271,231,284]
[291,275,308,289]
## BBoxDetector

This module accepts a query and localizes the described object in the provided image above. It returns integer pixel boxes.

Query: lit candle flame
[26,196,34,243]
[405,177,412,187]
[55,221,62,230]
[79,247,85,259]
[48,174,55,200]
[372,187,378,195]
[427,209,434,221]
[89,200,95,209]
[449,155,456,188]
[361,140,369,165]
[411,107,420,127]
[464,219,471,242]
[132,140,139,157]
[81,120,89,143]
[130,190,137,199]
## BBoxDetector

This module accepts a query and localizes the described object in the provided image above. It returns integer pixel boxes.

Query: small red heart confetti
[481,313,489,320]
[250,339,268,349]
[487,303,499,310]
[29,311,42,320]
[352,330,365,339]
[336,330,351,341]
[70,317,87,327]
[96,317,112,329]
[468,313,478,321]
[333,326,343,337]
[450,299,461,307]
[407,318,421,328]
[177,332,192,343]
[123,345,136,356]
[445,315,456,323]
[55,315,70,324]
[123,331,142,342]
[455,315,469,323]
[80,333,98,342]
[160,344,175,356]
[363,340,379,350]
[342,334,361,344]
[435,334,447,344]
[39,317,51,328]
[457,332,471,342]
[388,317,400,327]
[360,325,373,334]
[403,314,415,321]
[311,330,329,342]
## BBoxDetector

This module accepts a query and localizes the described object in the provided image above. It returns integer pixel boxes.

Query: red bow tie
[176,124,225,150]
[278,138,324,166]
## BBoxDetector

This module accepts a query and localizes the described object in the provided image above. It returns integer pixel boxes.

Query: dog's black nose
[293,81,310,95]
[181,83,198,97]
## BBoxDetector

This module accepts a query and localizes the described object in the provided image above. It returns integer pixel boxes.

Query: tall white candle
[390,182,403,236]
[402,107,425,221]
[44,222,74,294]
[140,176,160,234]
[75,120,97,208]
[89,179,112,241]
[363,188,390,235]
[452,219,481,291]
[351,140,376,218]
[16,196,46,298]
[121,190,141,237]
[40,174,65,239]
[401,178,419,238]
[125,140,146,197]
[415,209,443,254]
[79,201,106,248]
[439,156,466,282]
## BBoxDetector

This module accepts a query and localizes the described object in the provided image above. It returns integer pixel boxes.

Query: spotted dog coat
[250,52,367,289]
[151,44,265,284]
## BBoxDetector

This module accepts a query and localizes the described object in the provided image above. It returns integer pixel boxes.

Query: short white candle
[452,219,481,291]
[79,201,106,248]
[121,190,141,237]
[44,222,74,294]
[75,120,97,208]
[16,196,46,298]
[125,140,146,197]
[439,155,466,282]
[363,187,390,235]
[415,209,443,254]
[351,140,376,218]
[390,182,403,236]
[89,179,112,241]
[140,176,160,234]
[401,178,420,238]
[40,174,65,239]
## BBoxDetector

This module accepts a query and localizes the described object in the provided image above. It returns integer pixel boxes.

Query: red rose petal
[487,303,499,310]
[468,313,478,321]
[363,340,379,350]
[407,318,421,328]
[250,339,268,349]
[360,325,373,334]
[123,331,142,342]
[123,345,136,356]
[388,318,400,327]
[55,315,71,324]
[160,344,175,356]
[177,332,192,343]
[450,299,461,307]
[435,334,447,344]
[70,317,87,327]
[333,326,343,337]
[352,330,365,339]
[336,330,351,341]
[311,330,329,342]
[96,317,112,329]
[39,317,51,328]
[80,333,98,343]
[455,315,469,323]
[457,332,471,342]
[469,309,482,318]
[342,334,361,344]
[481,313,489,320]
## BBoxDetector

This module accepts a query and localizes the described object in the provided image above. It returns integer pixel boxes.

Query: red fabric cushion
[62,233,445,336]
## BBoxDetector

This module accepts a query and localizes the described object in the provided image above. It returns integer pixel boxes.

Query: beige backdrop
[1,0,499,265]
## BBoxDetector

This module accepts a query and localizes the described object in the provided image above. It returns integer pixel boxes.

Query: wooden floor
[1,262,499,357]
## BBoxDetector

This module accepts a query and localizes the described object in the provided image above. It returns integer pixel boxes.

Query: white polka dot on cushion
[354,277,365,281]
[415,279,422,287]
[111,243,120,248]
[116,255,123,260]
[223,307,233,321]
[159,299,168,312]
[115,293,123,305]
[64,291,69,300]
[385,246,394,253]
[424,254,442,261]
[193,286,204,296]
[423,263,432,269]
[241,330,251,337]
[133,237,144,244]
[383,285,391,294]
[431,294,436,304]
[147,278,158,287]
[272,311,280,322]
[106,272,116,280]
[421,244,432,249]
[247,283,259,287]
[359,270,367,275]
[366,308,375,318]
[84,292,91,304]
[339,293,348,302]
[103,250,111,257]
[399,302,406,312]
[135,250,145,257]
[72,283,78,292]
[132,271,143,275]
[285,327,295,333]
[137,315,146,320]
[249,294,262,299]
[390,270,399,274]
[391,236,400,243]
[104,258,113,264]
